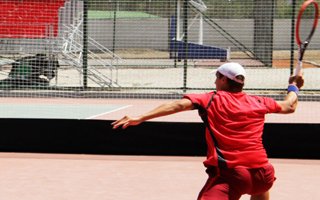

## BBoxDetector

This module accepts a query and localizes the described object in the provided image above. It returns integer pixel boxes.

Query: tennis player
[112,62,304,200]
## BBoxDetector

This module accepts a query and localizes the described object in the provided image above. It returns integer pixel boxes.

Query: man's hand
[289,75,304,89]
[277,74,304,114]
[111,116,142,129]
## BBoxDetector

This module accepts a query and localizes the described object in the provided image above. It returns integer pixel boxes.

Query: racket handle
[295,60,303,76]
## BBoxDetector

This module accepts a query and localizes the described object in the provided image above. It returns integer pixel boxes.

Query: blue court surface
[0,104,129,119]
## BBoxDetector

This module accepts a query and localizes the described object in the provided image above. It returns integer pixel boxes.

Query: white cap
[216,62,246,84]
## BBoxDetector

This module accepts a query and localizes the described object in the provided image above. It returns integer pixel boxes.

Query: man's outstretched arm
[112,98,194,129]
[277,91,298,114]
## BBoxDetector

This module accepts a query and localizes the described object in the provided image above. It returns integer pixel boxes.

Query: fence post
[183,0,188,92]
[82,0,88,89]
[112,0,117,56]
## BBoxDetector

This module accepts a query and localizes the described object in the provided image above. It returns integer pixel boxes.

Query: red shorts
[197,163,276,200]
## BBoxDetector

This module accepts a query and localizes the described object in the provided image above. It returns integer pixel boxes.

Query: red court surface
[0,97,319,199]
[0,153,319,200]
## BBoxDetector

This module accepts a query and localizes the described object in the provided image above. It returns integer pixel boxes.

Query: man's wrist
[287,84,299,96]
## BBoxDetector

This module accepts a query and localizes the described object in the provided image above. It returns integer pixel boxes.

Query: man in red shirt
[112,62,304,200]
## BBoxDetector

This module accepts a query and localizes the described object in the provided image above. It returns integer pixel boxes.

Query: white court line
[86,105,132,119]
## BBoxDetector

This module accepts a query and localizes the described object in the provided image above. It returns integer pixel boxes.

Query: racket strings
[298,3,318,42]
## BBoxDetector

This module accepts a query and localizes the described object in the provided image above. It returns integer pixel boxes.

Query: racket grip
[295,60,303,76]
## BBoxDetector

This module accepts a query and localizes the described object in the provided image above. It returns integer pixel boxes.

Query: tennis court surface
[0,97,319,200]
[0,153,319,200]
[0,97,318,123]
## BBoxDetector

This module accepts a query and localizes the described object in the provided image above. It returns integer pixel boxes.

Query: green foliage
[88,10,158,19]
[87,0,303,19]
[206,0,254,19]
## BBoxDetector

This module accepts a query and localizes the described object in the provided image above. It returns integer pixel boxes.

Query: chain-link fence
[0,0,319,99]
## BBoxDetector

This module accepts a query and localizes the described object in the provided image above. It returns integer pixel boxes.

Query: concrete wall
[94,18,320,51]
[1,19,319,54]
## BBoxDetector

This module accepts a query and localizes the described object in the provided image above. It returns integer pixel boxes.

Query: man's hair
[226,75,244,92]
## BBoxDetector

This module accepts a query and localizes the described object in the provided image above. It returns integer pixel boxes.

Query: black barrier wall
[0,119,319,159]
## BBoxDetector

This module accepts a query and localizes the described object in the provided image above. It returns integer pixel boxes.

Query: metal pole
[82,0,88,89]
[174,0,178,68]
[183,0,188,92]
[290,0,296,75]
[199,14,203,45]
[112,0,117,56]
[177,0,181,40]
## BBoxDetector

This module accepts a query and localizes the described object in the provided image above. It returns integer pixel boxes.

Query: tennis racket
[295,0,319,76]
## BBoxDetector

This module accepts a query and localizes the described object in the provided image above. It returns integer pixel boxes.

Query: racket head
[295,0,319,75]
[295,0,319,48]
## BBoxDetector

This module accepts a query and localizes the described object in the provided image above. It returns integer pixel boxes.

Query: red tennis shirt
[183,91,281,168]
